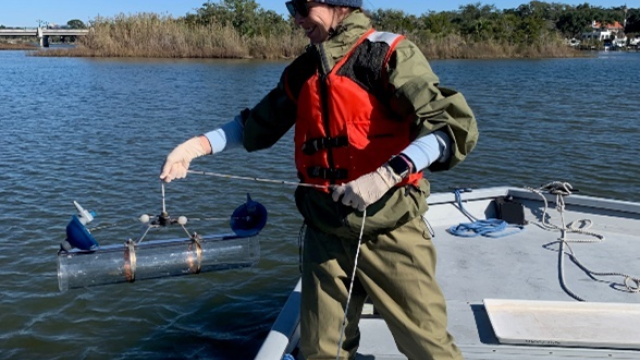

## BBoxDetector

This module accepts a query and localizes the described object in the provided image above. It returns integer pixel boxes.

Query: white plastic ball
[60,240,73,251]
[139,214,150,223]
[177,216,187,225]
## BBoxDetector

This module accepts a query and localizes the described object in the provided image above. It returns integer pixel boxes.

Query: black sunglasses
[285,0,311,17]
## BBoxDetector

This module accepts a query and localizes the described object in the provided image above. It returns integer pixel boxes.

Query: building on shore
[581,20,628,50]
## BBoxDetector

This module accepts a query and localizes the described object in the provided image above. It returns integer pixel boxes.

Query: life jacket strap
[306,166,349,180]
[302,136,348,155]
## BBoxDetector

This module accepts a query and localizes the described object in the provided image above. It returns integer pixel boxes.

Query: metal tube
[57,235,259,291]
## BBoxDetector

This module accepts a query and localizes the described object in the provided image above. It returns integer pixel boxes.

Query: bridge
[0,28,89,47]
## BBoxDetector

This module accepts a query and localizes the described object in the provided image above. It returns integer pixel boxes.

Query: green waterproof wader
[300,215,464,360]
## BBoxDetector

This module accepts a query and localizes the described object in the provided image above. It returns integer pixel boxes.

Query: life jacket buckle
[302,139,321,155]
[302,136,348,155]
[306,166,348,180]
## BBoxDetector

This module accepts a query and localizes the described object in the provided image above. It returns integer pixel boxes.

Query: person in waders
[160,1,478,359]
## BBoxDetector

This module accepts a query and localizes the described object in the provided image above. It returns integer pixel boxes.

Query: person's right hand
[160,136,211,183]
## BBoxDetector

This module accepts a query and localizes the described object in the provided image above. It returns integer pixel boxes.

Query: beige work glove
[331,164,402,212]
[160,136,210,183]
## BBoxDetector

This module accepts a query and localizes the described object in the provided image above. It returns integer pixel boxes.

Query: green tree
[452,3,500,41]
[67,19,86,29]
[556,9,591,37]
[627,8,640,33]
[369,9,418,33]
[497,13,522,44]
[420,11,457,37]
[189,0,292,37]
[519,16,546,45]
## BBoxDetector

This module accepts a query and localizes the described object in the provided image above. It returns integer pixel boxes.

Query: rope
[336,209,366,360]
[527,182,604,242]
[422,215,436,238]
[183,217,228,221]
[161,182,167,214]
[187,169,334,190]
[449,218,512,238]
[87,219,135,232]
[298,222,307,274]
[448,189,525,238]
[527,181,640,300]
[188,167,371,357]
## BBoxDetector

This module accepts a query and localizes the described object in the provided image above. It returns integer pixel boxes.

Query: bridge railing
[0,28,89,37]
[0,28,89,47]
[41,29,89,36]
[0,29,38,36]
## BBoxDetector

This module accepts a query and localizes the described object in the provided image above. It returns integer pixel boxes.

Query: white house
[581,30,612,41]
[581,20,625,42]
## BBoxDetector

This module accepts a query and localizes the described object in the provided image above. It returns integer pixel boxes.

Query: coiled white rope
[527,182,604,243]
[527,181,640,300]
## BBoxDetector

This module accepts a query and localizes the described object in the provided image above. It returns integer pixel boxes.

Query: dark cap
[316,0,363,7]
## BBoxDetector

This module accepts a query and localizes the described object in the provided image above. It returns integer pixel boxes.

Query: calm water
[1,50,639,359]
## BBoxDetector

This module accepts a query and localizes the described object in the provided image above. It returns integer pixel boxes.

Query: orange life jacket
[291,29,423,192]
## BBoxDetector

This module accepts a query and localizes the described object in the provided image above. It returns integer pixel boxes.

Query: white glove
[160,136,210,183]
[331,164,402,211]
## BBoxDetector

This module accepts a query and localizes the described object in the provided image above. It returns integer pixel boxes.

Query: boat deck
[255,186,640,360]
[357,187,640,359]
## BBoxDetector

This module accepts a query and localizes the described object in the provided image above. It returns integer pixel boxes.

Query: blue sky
[0,0,627,27]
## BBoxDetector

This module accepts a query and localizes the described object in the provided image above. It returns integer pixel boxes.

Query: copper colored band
[187,240,203,274]
[123,242,137,282]
[195,240,202,274]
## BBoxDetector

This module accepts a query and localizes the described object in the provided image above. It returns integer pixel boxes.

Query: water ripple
[1,50,639,359]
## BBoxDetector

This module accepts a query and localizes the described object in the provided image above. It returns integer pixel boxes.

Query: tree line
[181,0,639,44]
[30,1,639,59]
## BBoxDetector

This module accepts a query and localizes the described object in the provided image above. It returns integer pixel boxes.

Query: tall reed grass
[33,13,307,59]
[31,12,580,60]
[411,33,582,59]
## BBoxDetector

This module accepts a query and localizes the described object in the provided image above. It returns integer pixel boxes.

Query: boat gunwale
[428,186,640,217]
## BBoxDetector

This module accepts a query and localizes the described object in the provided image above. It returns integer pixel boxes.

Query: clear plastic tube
[58,235,259,291]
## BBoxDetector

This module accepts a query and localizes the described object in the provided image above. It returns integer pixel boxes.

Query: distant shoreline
[24,13,588,60]
[30,42,586,61]
[0,43,37,50]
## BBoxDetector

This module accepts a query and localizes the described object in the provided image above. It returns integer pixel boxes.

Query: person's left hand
[331,164,402,211]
